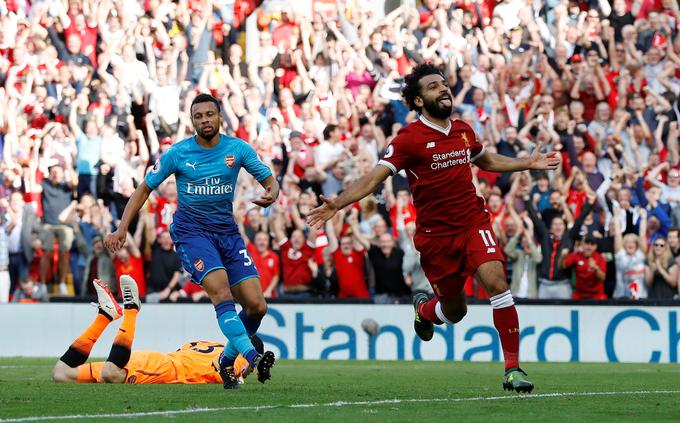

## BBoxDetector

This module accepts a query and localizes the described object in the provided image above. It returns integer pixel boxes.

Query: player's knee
[485,279,509,297]
[52,362,69,383]
[476,262,509,297]
[101,363,125,384]
[202,271,234,303]
[204,282,233,304]
[204,285,232,304]
[248,301,268,320]
[447,303,468,323]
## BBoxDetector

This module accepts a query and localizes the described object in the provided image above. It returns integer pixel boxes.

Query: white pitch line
[1,390,679,422]
[0,366,45,369]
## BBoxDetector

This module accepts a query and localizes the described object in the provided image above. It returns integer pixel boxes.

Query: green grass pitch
[1,359,679,422]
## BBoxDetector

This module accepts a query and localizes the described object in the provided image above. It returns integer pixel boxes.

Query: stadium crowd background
[1,0,680,303]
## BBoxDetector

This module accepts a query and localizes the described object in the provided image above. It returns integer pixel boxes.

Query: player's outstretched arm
[104,181,152,252]
[474,141,561,173]
[307,165,392,230]
[253,175,280,208]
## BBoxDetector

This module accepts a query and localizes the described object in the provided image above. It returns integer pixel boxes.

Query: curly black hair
[401,63,446,113]
[190,93,222,114]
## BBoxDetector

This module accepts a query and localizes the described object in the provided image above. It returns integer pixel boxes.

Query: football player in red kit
[307,63,560,393]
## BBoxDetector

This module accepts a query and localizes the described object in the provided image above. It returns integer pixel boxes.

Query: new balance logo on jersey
[185,161,197,170]
[426,142,436,149]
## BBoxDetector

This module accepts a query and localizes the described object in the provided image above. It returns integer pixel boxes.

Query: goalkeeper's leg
[53,279,122,383]
[101,275,140,383]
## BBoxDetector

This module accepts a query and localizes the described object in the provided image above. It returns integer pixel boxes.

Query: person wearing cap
[559,235,608,300]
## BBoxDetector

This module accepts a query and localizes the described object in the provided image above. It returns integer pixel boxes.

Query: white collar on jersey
[419,115,451,135]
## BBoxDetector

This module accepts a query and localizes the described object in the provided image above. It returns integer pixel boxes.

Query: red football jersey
[332,249,369,299]
[563,252,607,298]
[155,197,178,232]
[378,117,489,235]
[247,243,280,297]
[279,239,315,288]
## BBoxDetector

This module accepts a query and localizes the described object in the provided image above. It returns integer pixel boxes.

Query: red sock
[418,298,443,325]
[493,305,520,370]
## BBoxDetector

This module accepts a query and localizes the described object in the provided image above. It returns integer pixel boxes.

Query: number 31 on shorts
[239,249,253,266]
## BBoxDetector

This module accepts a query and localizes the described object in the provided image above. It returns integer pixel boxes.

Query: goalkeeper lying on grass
[53,276,260,386]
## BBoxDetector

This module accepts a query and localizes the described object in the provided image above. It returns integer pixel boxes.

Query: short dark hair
[535,171,549,181]
[323,124,338,140]
[190,93,221,114]
[402,63,445,113]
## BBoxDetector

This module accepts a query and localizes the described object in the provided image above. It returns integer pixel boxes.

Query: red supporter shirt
[578,89,600,121]
[9,63,29,92]
[113,255,146,297]
[563,252,606,299]
[272,22,297,51]
[567,189,587,218]
[64,17,98,66]
[246,243,280,297]
[279,238,315,289]
[389,203,416,238]
[155,197,177,233]
[332,248,369,299]
[378,117,490,236]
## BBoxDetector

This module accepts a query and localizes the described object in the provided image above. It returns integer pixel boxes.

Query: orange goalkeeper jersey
[168,341,224,384]
[88,341,238,384]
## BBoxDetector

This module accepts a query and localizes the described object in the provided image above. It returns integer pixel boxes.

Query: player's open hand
[104,230,126,253]
[306,195,340,230]
[253,186,276,208]
[528,140,561,170]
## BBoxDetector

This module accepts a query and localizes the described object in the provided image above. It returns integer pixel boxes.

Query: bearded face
[416,74,453,120]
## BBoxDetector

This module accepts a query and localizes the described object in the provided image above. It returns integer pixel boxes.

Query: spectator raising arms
[560,235,608,300]
[3,0,680,307]
[272,204,318,298]
[236,203,280,299]
[613,204,648,299]
[325,208,370,299]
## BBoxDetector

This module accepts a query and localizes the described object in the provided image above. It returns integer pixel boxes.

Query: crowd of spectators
[1,0,680,303]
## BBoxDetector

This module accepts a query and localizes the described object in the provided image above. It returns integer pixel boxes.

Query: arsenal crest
[225,155,235,168]
[194,259,205,271]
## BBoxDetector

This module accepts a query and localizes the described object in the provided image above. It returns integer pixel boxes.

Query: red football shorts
[414,222,505,301]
